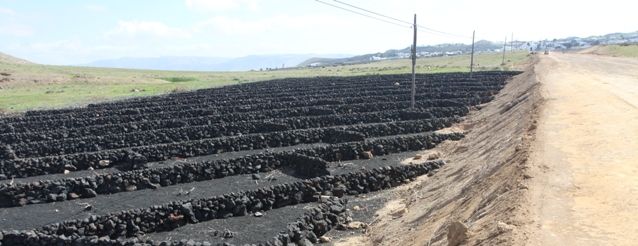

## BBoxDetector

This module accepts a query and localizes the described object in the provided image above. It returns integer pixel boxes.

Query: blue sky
[0,0,636,65]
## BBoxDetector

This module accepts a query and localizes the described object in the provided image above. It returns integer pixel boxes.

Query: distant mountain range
[3,30,636,71]
[80,41,505,71]
[82,54,351,71]
[299,40,504,67]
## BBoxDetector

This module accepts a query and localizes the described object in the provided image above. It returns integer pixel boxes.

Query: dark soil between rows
[0,72,520,246]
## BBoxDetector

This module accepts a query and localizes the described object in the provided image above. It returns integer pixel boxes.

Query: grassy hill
[579,44,638,58]
[299,40,503,67]
[0,52,32,65]
[0,51,530,112]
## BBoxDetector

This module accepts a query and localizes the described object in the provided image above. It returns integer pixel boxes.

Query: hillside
[577,44,638,58]
[299,40,503,67]
[0,52,32,65]
[301,31,638,67]
[83,54,349,71]
[0,51,530,112]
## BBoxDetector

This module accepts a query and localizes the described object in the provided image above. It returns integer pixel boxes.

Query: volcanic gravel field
[0,72,519,246]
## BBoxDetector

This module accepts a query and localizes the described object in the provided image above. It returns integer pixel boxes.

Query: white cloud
[0,7,33,37]
[84,4,107,12]
[185,0,259,11]
[0,23,34,37]
[8,0,636,65]
[197,16,272,34]
[0,7,16,16]
[107,20,191,38]
[187,13,408,56]
[195,14,358,35]
[7,40,132,64]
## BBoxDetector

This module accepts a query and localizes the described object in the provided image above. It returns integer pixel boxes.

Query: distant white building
[397,52,411,58]
[415,51,444,58]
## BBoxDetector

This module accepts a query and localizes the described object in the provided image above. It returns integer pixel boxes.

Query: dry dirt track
[526,53,638,245]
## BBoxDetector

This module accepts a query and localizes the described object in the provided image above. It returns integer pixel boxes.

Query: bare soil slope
[0,52,32,65]
[523,53,638,245]
[334,58,541,245]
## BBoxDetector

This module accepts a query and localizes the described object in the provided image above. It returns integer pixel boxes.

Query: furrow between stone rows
[0,161,443,245]
[0,118,458,178]
[0,132,461,207]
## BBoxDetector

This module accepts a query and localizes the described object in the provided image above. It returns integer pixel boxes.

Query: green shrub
[160,77,196,83]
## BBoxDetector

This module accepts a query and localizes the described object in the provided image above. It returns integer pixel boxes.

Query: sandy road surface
[526,53,638,245]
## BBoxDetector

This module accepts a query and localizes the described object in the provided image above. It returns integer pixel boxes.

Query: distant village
[370,50,463,61]
[299,31,638,67]
[370,31,638,61]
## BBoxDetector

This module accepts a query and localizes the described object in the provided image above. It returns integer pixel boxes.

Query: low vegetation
[159,76,197,83]
[0,51,530,112]
[580,44,638,58]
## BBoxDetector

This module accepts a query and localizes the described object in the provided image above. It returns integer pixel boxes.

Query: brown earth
[333,56,541,245]
[522,53,638,245]
[0,52,32,65]
[331,52,638,246]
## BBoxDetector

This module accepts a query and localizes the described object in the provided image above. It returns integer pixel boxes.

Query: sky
[0,0,636,65]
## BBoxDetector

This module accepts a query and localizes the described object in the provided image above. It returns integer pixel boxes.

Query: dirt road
[526,53,638,245]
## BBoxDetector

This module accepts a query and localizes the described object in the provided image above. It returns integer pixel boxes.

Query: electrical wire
[330,0,471,39]
[332,0,413,26]
[315,0,412,29]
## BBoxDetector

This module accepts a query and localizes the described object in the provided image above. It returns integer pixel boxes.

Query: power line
[417,26,471,39]
[333,0,413,26]
[331,0,471,39]
[315,0,412,29]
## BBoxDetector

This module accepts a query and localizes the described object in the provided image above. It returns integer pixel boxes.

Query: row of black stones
[0,106,467,144]
[6,108,465,158]
[0,161,443,245]
[0,132,461,207]
[0,118,457,179]
[0,197,348,246]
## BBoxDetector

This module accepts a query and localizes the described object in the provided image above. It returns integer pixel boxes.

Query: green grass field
[0,51,530,112]
[580,44,638,58]
[597,44,638,57]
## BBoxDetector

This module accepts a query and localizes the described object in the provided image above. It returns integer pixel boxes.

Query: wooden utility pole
[501,36,507,65]
[511,32,514,53]
[470,30,475,78]
[410,14,417,109]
